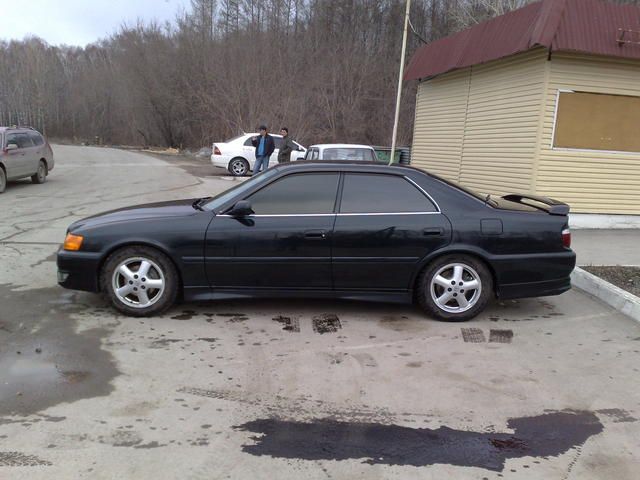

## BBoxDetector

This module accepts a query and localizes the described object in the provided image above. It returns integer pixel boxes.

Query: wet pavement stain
[595,408,638,423]
[489,329,514,344]
[461,328,486,343]
[312,314,342,334]
[0,284,119,416]
[235,410,604,471]
[149,338,183,348]
[171,311,197,320]
[0,451,53,467]
[272,316,300,333]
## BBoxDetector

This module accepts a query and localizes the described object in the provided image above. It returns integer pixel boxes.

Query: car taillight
[562,228,571,248]
[214,146,221,155]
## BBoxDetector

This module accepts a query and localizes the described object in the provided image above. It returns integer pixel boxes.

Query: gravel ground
[583,266,640,297]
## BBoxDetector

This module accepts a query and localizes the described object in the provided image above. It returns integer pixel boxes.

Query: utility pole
[389,0,412,166]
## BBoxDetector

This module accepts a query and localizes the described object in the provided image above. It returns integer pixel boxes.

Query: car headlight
[63,233,84,251]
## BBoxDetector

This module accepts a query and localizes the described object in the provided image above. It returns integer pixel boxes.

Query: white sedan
[211,133,306,176]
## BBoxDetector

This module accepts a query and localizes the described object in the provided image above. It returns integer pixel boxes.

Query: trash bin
[373,146,411,165]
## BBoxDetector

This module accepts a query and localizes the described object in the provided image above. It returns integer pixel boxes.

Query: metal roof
[405,0,640,81]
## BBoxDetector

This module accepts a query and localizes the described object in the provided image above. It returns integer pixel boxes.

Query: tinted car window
[273,137,283,149]
[6,133,33,148]
[29,132,45,146]
[243,137,254,146]
[248,173,339,214]
[340,174,437,213]
[323,148,376,161]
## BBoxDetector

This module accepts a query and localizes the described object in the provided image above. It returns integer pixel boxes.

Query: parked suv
[304,144,377,162]
[0,126,54,193]
[211,133,306,176]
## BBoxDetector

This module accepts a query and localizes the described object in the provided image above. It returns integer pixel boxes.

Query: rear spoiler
[501,193,570,215]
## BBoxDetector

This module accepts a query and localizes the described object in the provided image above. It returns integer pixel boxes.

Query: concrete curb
[571,267,640,322]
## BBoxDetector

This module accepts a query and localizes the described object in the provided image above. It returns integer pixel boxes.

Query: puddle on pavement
[0,283,119,416]
[236,410,604,472]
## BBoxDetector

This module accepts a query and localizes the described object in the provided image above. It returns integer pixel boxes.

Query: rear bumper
[494,250,576,300]
[498,276,572,300]
[211,155,231,169]
[56,249,102,293]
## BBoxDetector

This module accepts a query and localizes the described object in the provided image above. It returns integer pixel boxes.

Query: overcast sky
[0,0,191,47]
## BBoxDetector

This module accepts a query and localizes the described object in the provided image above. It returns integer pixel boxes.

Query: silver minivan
[0,126,54,193]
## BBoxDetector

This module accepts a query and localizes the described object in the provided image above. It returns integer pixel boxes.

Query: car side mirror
[229,200,253,217]
[5,143,18,151]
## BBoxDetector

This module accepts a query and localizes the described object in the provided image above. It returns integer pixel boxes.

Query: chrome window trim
[337,212,441,216]
[217,212,441,218]
[403,176,441,213]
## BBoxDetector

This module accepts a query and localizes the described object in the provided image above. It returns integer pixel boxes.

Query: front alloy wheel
[101,246,178,317]
[228,158,249,176]
[418,254,492,321]
[112,257,166,309]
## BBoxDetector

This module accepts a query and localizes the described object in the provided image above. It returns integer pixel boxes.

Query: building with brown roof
[405,0,640,215]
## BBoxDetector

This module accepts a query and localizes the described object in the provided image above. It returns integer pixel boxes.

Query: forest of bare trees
[0,0,638,148]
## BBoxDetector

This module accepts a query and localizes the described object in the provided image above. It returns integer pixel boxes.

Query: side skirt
[183,286,412,305]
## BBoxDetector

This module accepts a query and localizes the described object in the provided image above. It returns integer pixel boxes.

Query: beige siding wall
[537,54,640,214]
[411,69,470,180]
[411,49,547,195]
[459,50,546,195]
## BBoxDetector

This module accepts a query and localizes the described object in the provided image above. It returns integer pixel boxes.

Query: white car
[304,144,377,162]
[211,133,306,176]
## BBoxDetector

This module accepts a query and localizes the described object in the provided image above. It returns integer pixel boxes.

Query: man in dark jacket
[277,127,296,163]
[251,125,276,174]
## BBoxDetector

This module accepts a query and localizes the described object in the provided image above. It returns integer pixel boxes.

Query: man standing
[277,127,296,163]
[252,125,275,174]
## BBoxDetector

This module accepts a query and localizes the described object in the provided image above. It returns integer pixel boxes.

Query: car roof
[308,143,374,150]
[241,133,283,138]
[0,126,38,133]
[272,160,427,176]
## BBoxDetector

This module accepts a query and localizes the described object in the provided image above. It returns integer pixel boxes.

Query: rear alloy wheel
[101,246,178,317]
[228,157,249,176]
[31,160,47,184]
[0,168,6,193]
[417,254,492,322]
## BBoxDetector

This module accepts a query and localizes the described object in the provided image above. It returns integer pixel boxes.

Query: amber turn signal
[63,233,84,251]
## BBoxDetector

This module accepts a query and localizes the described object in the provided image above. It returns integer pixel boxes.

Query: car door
[205,172,340,290]
[28,131,45,169]
[332,173,452,291]
[292,142,306,161]
[242,136,257,168]
[4,132,29,178]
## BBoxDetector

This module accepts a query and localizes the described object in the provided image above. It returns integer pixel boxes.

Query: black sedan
[57,162,576,321]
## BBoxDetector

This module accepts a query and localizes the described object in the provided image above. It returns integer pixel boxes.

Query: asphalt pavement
[0,146,639,479]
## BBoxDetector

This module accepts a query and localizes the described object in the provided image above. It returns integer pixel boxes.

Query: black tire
[417,254,493,322]
[0,167,6,193]
[228,157,249,176]
[31,160,47,184]
[100,245,179,317]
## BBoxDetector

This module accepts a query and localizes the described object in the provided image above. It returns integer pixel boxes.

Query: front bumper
[57,248,102,292]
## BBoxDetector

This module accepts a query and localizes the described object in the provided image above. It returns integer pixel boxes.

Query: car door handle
[304,230,327,239]
[423,227,444,236]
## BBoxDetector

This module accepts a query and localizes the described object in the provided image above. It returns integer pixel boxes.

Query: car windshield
[323,148,375,161]
[203,169,279,211]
